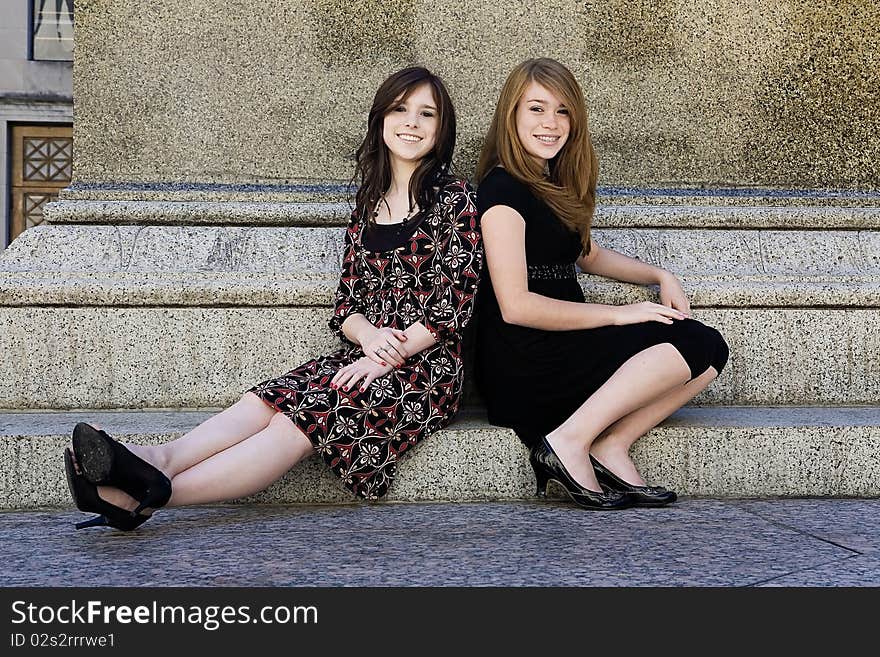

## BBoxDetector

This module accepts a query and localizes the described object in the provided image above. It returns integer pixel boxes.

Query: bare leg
[97,412,313,510]
[109,392,276,479]
[546,343,691,492]
[590,366,719,485]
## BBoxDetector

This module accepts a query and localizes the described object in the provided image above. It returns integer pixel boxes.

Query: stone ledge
[45,200,353,227]
[2,406,879,509]
[44,199,880,229]
[57,183,880,209]
[1,271,878,307]
[1,307,878,407]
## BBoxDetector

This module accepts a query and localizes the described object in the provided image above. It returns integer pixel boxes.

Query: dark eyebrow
[421,104,438,111]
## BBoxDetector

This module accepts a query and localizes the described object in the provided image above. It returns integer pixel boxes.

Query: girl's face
[382,82,439,167]
[515,80,570,166]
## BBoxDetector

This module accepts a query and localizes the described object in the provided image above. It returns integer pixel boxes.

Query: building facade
[1,0,73,251]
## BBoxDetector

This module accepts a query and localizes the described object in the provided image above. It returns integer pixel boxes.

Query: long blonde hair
[476,58,598,254]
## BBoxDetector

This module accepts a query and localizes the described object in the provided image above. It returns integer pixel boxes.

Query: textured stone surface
[44,200,353,226]
[72,0,879,188]
[2,407,880,509]
[0,224,343,273]
[43,198,880,228]
[1,499,876,586]
[5,223,880,282]
[58,183,880,207]
[1,304,878,407]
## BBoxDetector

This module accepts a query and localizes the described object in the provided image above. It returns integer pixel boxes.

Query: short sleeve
[476,167,533,221]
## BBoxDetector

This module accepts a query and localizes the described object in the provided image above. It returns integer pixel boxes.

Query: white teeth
[536,136,559,143]
[398,134,421,143]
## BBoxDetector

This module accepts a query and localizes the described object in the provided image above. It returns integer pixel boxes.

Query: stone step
[54,183,880,210]
[2,224,878,408]
[2,406,879,509]
[44,198,880,228]
[1,303,877,408]
[6,224,879,279]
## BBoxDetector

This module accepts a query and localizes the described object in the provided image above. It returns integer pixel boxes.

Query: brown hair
[476,58,598,254]
[353,67,457,225]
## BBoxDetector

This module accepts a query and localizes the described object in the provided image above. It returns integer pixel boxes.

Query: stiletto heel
[589,455,677,507]
[71,422,171,513]
[75,515,109,530]
[531,460,550,497]
[63,448,152,531]
[529,436,632,511]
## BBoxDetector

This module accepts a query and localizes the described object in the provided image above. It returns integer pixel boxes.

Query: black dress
[475,167,728,445]
[248,179,483,499]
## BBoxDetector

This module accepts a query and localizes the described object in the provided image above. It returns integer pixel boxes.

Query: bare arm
[483,206,687,329]
[577,240,692,316]
[482,206,617,330]
[577,239,666,285]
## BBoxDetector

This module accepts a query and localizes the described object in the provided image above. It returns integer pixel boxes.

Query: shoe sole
[547,479,633,511]
[71,423,114,485]
[62,448,84,512]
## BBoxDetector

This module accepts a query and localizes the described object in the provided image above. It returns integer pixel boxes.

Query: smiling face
[515,80,571,167]
[382,82,439,167]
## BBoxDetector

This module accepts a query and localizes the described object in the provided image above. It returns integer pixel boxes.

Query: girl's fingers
[348,369,368,389]
[384,345,406,364]
[358,373,377,392]
[334,370,354,390]
[331,366,351,387]
[364,349,387,366]
[335,366,362,390]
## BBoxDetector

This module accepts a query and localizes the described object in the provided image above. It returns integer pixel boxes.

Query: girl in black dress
[64,67,483,530]
[475,58,728,510]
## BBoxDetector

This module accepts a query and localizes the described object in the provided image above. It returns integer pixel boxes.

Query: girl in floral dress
[64,67,482,529]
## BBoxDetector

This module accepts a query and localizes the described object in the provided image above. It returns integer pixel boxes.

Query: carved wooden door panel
[10,124,73,242]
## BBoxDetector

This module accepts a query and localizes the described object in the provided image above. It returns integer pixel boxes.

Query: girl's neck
[386,156,419,199]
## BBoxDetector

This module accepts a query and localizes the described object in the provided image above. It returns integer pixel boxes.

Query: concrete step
[2,223,878,408]
[1,304,877,408]
[2,406,879,509]
[43,199,880,228]
[5,223,878,284]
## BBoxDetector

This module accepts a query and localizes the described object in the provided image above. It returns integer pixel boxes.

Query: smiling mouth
[535,135,560,144]
[397,134,423,143]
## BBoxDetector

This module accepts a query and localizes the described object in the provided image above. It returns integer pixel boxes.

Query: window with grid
[31,0,74,61]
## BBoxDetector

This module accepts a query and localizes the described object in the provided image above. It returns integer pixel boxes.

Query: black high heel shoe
[71,422,171,516]
[63,448,151,531]
[589,454,677,507]
[530,437,632,510]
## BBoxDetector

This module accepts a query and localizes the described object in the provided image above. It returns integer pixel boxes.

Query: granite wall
[72,0,879,190]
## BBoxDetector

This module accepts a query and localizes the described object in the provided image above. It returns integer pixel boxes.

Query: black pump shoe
[63,448,151,531]
[530,437,632,511]
[71,422,171,516]
[589,455,677,507]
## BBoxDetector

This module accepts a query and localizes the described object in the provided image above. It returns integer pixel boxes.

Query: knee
[268,411,295,431]
[672,320,728,379]
[704,326,729,374]
[239,391,271,412]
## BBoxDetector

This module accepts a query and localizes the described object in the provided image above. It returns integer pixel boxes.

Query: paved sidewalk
[1,499,878,587]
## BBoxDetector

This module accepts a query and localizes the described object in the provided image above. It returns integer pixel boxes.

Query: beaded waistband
[527,262,577,281]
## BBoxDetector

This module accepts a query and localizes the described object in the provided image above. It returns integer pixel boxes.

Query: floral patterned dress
[248,179,483,499]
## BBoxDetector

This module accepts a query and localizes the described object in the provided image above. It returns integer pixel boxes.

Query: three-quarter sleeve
[328,216,367,341]
[421,180,483,342]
